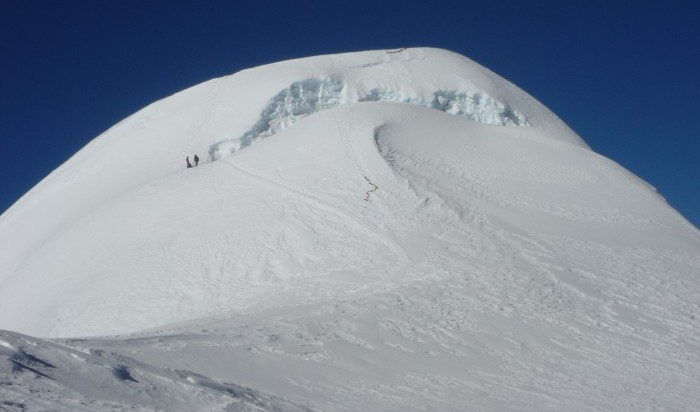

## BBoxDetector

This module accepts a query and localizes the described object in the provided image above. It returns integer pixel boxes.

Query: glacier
[209,77,528,160]
[0,48,699,411]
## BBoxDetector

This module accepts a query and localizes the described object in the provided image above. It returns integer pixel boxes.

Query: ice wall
[209,78,529,160]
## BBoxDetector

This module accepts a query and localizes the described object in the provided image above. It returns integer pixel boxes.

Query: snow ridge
[209,78,528,160]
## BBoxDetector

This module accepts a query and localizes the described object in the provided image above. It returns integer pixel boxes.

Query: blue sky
[1,1,698,228]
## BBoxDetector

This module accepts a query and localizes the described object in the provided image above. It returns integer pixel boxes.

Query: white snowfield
[1,48,699,411]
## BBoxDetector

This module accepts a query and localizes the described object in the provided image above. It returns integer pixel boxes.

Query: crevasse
[209,78,528,160]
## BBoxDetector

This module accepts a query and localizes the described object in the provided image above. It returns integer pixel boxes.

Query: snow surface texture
[0,330,308,411]
[1,48,699,411]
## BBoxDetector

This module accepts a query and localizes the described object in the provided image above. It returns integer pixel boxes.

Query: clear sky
[1,1,698,228]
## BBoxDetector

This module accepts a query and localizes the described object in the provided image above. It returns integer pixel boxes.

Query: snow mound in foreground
[0,330,308,411]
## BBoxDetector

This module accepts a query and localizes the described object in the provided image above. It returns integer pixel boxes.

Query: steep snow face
[205,47,572,161]
[0,46,696,337]
[0,48,582,288]
[0,102,696,338]
[209,77,529,160]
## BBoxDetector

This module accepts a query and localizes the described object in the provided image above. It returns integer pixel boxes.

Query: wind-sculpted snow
[0,330,309,411]
[209,78,529,160]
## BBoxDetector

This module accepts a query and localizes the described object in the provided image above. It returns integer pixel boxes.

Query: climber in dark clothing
[186,156,192,168]
[194,154,200,167]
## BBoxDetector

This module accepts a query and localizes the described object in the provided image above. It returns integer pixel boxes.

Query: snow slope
[1,48,699,410]
[0,47,589,338]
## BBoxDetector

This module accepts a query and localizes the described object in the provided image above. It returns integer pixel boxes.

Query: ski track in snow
[219,155,412,284]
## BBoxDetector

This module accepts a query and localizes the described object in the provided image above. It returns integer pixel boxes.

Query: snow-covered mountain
[1,48,699,411]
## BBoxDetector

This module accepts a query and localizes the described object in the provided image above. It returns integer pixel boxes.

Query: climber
[186,156,192,168]
[194,154,200,167]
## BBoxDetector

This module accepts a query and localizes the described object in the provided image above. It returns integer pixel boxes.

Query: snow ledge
[208,78,529,160]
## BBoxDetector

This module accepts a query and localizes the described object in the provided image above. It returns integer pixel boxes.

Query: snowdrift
[0,330,307,411]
